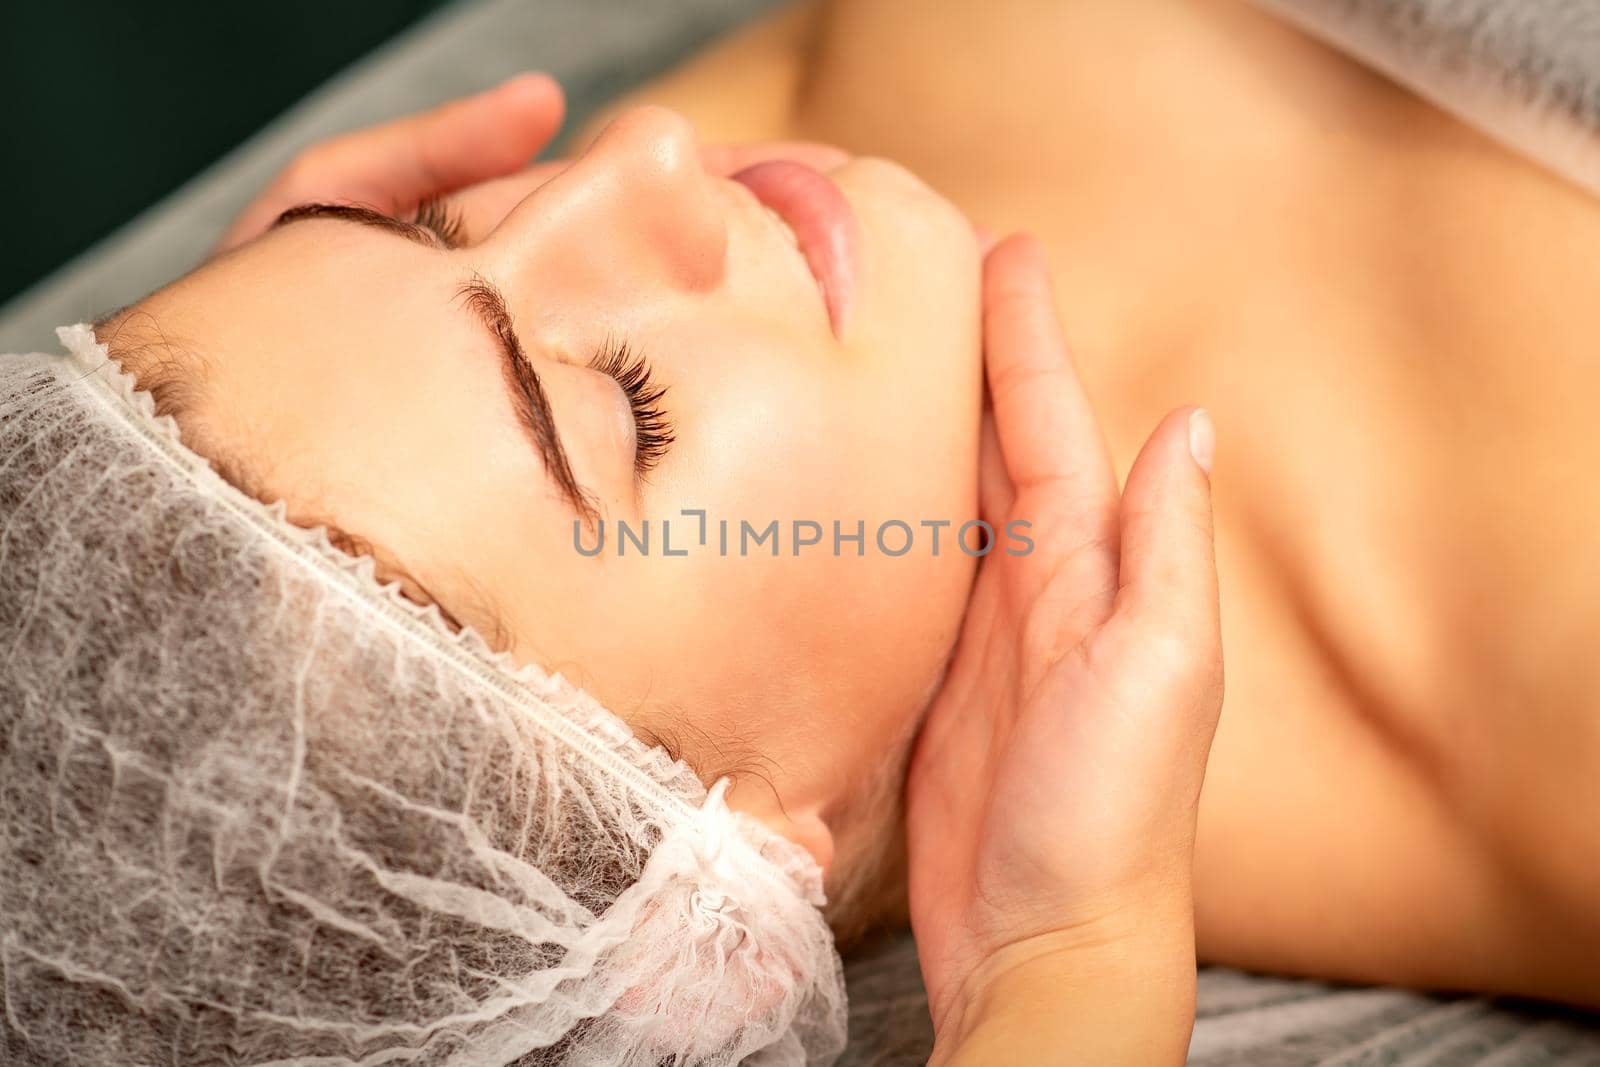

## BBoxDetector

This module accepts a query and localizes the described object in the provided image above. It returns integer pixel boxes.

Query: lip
[729,160,861,336]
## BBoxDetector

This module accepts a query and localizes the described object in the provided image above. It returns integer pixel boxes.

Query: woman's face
[122,106,982,865]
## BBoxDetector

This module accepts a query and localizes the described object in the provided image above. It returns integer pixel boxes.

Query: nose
[481,106,727,297]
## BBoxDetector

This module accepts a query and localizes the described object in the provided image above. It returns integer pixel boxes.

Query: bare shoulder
[568,1,815,151]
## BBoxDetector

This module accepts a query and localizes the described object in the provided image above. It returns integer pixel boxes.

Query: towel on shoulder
[1255,0,1600,196]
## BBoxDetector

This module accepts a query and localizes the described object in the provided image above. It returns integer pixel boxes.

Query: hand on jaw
[906,234,1224,1066]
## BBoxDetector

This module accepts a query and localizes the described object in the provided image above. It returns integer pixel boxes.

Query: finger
[1111,406,1221,666]
[331,73,565,201]
[982,234,1119,538]
[217,73,564,251]
[219,73,563,250]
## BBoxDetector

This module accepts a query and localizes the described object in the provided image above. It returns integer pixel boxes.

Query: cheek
[655,353,979,632]
[643,469,973,750]
[655,357,844,518]
[532,321,982,743]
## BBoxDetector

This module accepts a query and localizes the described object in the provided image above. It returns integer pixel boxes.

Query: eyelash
[589,338,675,477]
[411,197,466,247]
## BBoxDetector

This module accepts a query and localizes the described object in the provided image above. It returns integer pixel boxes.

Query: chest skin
[579,0,1600,1004]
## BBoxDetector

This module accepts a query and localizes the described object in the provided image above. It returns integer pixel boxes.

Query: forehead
[166,220,472,377]
[147,220,527,498]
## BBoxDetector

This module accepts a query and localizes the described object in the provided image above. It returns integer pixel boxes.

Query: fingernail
[1188,409,1215,474]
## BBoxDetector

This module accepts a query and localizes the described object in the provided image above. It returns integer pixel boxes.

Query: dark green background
[1,1,454,306]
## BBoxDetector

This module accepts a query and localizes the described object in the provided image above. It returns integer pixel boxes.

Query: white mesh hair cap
[0,325,848,1066]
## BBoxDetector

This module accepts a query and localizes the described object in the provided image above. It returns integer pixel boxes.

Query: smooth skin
[110,86,986,935]
[215,101,1227,1061]
[581,0,1600,1007]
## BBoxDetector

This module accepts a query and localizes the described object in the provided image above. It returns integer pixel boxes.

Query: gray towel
[1255,0,1600,196]
[835,933,1600,1066]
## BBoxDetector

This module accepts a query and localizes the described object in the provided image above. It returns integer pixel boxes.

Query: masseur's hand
[214,73,566,253]
[216,76,853,257]
[907,235,1224,1065]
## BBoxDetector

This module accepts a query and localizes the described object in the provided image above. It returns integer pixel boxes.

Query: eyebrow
[272,204,597,521]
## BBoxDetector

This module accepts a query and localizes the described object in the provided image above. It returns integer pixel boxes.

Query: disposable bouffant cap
[0,325,846,1066]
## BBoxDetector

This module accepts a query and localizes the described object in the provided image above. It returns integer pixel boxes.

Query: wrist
[930,898,1198,1067]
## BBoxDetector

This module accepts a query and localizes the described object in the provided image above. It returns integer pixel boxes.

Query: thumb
[1111,407,1221,679]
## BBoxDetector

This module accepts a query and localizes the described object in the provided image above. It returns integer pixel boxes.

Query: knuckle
[986,277,1044,314]
[991,358,1065,401]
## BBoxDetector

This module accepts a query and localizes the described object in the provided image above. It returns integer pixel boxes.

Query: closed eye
[589,338,675,478]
